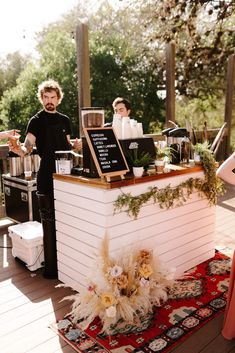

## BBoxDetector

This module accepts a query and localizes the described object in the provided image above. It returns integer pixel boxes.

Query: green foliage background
[0,0,234,143]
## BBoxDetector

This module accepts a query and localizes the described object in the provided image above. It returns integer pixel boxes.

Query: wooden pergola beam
[76,21,91,138]
[165,41,175,127]
[224,53,235,157]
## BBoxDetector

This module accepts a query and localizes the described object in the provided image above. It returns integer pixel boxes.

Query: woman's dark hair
[112,97,131,111]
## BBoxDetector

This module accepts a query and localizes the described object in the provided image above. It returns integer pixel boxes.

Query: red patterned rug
[50,251,231,353]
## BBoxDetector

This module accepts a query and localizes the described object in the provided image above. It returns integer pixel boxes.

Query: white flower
[87,283,96,292]
[106,305,117,318]
[109,265,123,277]
[140,277,150,288]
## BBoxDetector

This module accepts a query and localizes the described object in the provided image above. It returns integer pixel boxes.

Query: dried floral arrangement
[61,236,174,335]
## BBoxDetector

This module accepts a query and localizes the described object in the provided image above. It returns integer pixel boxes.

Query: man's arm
[9,132,36,157]
[66,135,82,152]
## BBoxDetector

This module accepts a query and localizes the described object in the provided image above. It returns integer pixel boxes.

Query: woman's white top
[216,152,235,185]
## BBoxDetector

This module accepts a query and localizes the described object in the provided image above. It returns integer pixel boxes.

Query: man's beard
[45,103,55,111]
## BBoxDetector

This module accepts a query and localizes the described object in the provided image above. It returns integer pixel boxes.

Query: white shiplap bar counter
[53,166,215,290]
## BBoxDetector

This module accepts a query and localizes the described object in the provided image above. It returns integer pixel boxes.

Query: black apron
[36,115,71,195]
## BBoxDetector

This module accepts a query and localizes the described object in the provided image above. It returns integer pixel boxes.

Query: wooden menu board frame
[83,127,129,181]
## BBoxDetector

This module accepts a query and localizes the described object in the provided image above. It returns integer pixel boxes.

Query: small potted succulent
[155,145,173,173]
[129,149,154,177]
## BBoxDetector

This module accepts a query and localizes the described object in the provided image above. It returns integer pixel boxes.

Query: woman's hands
[7,130,22,155]
[0,129,20,140]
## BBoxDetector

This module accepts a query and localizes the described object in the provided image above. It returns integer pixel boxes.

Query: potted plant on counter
[192,141,210,164]
[129,149,154,177]
[155,145,173,173]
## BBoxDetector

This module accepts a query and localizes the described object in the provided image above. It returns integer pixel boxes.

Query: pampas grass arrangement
[62,235,174,335]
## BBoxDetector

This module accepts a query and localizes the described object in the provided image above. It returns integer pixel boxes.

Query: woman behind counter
[216,152,235,185]
[217,152,235,340]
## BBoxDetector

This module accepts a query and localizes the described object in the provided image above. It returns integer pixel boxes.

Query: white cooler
[8,221,44,271]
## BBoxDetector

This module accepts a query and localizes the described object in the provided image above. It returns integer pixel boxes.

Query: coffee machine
[162,127,189,164]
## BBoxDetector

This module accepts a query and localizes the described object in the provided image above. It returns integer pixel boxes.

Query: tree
[0,52,29,98]
[0,0,233,136]
[0,1,165,135]
[0,63,41,133]
[126,0,235,99]
[0,27,79,137]
[88,2,165,131]
[89,33,164,131]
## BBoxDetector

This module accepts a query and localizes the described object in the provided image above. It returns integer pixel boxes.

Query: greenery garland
[114,144,225,219]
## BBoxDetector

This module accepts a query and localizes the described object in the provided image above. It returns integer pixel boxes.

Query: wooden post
[224,54,235,157]
[165,42,175,127]
[76,21,91,138]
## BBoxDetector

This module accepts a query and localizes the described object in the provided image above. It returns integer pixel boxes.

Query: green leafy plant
[114,144,225,219]
[129,149,154,167]
[155,145,174,162]
[193,142,211,155]
[192,142,222,204]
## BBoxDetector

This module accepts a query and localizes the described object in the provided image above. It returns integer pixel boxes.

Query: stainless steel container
[31,154,41,173]
[23,156,32,173]
[9,157,22,176]
[8,152,23,176]
[55,151,73,174]
[167,128,188,144]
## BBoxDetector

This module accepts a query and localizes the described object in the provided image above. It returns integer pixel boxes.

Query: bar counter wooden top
[53,163,203,189]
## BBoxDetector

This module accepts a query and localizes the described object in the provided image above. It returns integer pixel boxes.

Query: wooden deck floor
[1,184,235,353]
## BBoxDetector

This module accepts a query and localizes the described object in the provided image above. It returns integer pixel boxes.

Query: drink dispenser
[81,107,104,137]
[8,151,23,177]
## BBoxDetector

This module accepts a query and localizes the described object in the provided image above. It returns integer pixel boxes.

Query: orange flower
[137,249,152,264]
[139,263,153,278]
[101,292,116,308]
[116,273,129,289]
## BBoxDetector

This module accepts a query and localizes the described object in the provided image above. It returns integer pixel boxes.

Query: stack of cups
[23,155,32,180]
[112,114,122,139]
[112,115,144,140]
[130,119,139,138]
[137,122,144,138]
[122,116,132,139]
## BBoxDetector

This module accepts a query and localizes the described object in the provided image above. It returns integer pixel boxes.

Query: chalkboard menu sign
[83,127,129,179]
